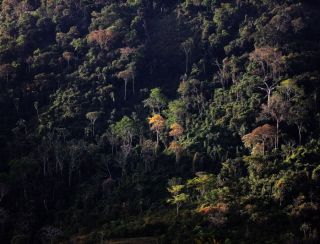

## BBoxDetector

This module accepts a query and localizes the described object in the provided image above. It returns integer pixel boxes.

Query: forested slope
[1,0,320,243]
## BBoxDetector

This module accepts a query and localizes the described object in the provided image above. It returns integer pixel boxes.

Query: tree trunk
[156,131,159,147]
[111,143,114,155]
[55,159,58,173]
[69,169,72,186]
[121,165,126,178]
[43,160,46,176]
[267,89,271,108]
[60,162,63,176]
[175,152,181,165]
[100,231,104,244]
[36,109,40,121]
[186,51,189,74]
[124,79,128,100]
[276,120,279,149]
[314,91,317,112]
[106,160,112,179]
[298,124,302,145]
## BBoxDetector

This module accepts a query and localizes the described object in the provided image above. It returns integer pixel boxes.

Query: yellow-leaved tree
[148,114,166,147]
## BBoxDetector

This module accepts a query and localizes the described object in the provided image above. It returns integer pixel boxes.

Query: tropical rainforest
[1,0,320,243]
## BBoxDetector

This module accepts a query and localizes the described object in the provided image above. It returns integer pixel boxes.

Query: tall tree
[86,111,102,137]
[117,69,133,101]
[148,114,166,148]
[167,181,188,215]
[181,38,194,74]
[62,51,74,69]
[110,116,138,176]
[260,94,290,148]
[288,101,309,145]
[249,46,284,107]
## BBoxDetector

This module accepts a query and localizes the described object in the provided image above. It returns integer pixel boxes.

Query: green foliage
[187,173,216,199]
[167,182,189,215]
[110,116,138,141]
[143,88,168,114]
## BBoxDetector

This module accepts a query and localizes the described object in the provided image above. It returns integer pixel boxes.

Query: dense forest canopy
[0,0,320,243]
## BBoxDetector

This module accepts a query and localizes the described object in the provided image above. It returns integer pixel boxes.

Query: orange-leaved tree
[148,114,166,148]
[87,29,116,50]
[169,123,184,140]
[242,124,276,155]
